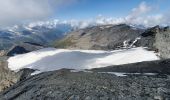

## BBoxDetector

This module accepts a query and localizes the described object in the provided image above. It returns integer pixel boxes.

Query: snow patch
[98,72,157,77]
[31,70,41,76]
[70,69,92,73]
[129,37,141,48]
[99,72,127,77]
[123,37,141,48]
[8,47,159,73]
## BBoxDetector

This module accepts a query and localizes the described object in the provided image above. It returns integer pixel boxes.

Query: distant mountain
[0,19,147,50]
[55,24,145,50]
[0,21,74,50]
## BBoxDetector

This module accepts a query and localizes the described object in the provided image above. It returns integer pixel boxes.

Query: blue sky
[0,0,169,27]
[54,0,170,20]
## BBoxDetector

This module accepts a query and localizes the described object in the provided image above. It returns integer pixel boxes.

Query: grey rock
[155,26,170,58]
[0,68,170,100]
[55,24,144,50]
[91,59,170,74]
[0,58,17,92]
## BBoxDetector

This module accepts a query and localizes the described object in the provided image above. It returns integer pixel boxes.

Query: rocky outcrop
[136,26,170,59]
[135,26,159,49]
[0,56,36,92]
[6,42,44,56]
[0,58,17,92]
[17,68,36,81]
[155,26,170,58]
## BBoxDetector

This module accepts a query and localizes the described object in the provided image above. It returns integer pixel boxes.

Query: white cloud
[89,2,169,27]
[0,0,76,27]
[124,1,170,27]
[2,1,169,28]
[126,1,151,21]
[70,1,169,28]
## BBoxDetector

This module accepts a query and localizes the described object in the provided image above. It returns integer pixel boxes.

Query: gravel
[0,69,170,100]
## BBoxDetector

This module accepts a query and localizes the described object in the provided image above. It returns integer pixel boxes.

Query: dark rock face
[6,42,44,56]
[0,69,170,100]
[135,26,159,49]
[137,26,170,58]
[6,46,29,56]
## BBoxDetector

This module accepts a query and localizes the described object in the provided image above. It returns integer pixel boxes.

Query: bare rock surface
[0,67,170,100]
[0,57,17,92]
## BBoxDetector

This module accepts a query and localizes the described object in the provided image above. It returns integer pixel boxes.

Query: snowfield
[8,47,160,73]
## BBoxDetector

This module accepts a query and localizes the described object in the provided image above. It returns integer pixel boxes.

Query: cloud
[71,1,168,28]
[88,2,169,27]
[3,1,169,28]
[126,2,151,21]
[0,0,76,27]
[124,1,170,27]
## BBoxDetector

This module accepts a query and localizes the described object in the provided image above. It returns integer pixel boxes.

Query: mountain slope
[0,68,169,100]
[0,23,73,50]
[6,42,44,56]
[55,24,170,59]
[55,24,145,50]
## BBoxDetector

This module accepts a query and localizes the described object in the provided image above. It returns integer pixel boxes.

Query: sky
[55,0,170,20]
[0,0,170,27]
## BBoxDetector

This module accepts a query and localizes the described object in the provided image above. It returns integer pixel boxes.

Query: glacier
[8,47,160,73]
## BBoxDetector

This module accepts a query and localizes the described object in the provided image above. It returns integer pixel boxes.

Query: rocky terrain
[0,24,170,100]
[0,67,170,100]
[154,26,170,58]
[55,24,144,50]
[55,24,170,59]
[0,42,45,57]
[1,58,170,99]
[0,58,37,92]
[0,41,45,92]
[0,57,17,92]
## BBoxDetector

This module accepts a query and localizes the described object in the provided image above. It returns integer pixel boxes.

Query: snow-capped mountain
[0,21,75,50]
